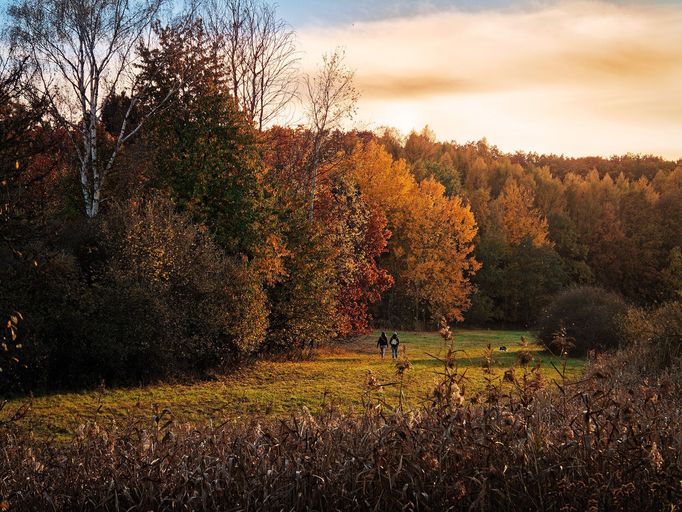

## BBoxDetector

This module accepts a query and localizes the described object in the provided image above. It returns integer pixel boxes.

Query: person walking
[377,331,388,359]
[390,331,400,359]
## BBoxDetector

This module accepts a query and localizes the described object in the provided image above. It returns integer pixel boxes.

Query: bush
[102,197,269,373]
[620,300,682,368]
[0,196,269,392]
[536,286,627,356]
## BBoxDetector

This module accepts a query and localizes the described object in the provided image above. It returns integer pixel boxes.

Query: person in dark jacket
[377,331,388,359]
[390,331,400,359]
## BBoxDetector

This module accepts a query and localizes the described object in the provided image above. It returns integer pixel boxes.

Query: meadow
[9,329,584,440]
[5,329,680,511]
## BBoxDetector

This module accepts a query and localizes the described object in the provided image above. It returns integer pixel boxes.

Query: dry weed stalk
[2,346,682,511]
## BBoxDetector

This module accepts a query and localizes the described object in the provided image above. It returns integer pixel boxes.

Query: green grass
[7,329,584,440]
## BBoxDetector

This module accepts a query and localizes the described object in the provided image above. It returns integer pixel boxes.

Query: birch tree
[303,49,358,220]
[9,0,170,218]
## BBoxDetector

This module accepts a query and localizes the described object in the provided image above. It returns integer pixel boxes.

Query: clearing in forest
[9,329,584,440]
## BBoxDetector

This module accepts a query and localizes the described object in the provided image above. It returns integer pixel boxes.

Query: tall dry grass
[2,345,681,511]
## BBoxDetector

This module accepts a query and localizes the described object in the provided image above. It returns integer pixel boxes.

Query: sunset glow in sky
[280,0,682,159]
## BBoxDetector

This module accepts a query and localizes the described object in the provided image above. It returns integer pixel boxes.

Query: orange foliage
[347,141,479,322]
[315,177,393,336]
[494,178,550,247]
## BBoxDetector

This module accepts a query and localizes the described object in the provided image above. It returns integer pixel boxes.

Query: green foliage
[469,234,567,325]
[139,22,279,264]
[265,203,338,354]
[537,286,628,356]
[410,159,462,197]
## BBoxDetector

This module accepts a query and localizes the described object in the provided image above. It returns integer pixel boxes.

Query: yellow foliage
[251,233,290,286]
[495,178,550,247]
[348,141,479,321]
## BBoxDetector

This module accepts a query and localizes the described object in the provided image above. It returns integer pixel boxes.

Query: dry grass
[1,341,680,511]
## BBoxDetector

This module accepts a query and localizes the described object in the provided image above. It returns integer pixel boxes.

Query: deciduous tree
[303,49,358,220]
[348,141,479,327]
[203,0,299,131]
[494,177,549,247]
[9,0,169,217]
[315,176,393,336]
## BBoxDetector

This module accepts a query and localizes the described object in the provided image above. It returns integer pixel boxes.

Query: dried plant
[438,316,452,343]
[3,347,682,511]
[481,343,495,373]
[394,347,412,411]
[516,335,533,366]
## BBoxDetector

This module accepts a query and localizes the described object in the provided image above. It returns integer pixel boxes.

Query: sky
[278,0,682,159]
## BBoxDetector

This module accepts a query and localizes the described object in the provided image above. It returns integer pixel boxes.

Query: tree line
[380,127,681,326]
[1,0,680,391]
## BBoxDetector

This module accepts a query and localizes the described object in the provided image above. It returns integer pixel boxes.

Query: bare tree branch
[9,0,171,218]
[302,48,359,220]
[204,0,299,131]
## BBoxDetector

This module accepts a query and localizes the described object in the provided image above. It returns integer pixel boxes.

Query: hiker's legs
[391,346,398,359]
[380,346,386,359]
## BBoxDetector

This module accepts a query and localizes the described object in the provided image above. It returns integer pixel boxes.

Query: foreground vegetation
[2,342,680,511]
[6,330,583,440]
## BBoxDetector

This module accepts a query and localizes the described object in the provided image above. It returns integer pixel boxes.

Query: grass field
[7,329,584,440]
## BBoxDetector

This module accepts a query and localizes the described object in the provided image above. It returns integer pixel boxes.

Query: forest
[1,0,682,510]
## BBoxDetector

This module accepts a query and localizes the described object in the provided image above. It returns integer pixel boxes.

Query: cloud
[359,75,480,97]
[296,1,682,157]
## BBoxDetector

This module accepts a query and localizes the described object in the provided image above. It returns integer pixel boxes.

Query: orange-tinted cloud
[359,75,479,97]
[296,1,682,158]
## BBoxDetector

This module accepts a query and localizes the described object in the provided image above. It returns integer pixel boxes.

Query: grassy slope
[10,329,584,439]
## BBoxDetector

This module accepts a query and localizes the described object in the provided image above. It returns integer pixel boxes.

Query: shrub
[536,286,627,356]
[102,197,269,373]
[0,196,269,392]
[620,300,682,369]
